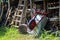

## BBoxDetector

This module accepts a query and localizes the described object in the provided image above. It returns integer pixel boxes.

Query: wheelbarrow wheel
[19,24,27,34]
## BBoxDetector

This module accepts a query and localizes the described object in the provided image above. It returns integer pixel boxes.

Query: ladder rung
[27,9,31,11]
[18,4,24,6]
[13,20,21,22]
[18,10,23,12]
[16,8,23,12]
[14,15,22,17]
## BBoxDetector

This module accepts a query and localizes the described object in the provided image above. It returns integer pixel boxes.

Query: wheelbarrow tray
[27,14,48,35]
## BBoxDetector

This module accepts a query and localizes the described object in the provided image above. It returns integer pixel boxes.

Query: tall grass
[39,30,60,40]
[0,26,60,40]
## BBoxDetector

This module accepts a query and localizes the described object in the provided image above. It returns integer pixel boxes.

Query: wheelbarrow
[19,14,48,36]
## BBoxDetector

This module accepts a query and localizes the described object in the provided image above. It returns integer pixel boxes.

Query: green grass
[0,26,60,40]
[39,30,60,40]
[0,26,38,40]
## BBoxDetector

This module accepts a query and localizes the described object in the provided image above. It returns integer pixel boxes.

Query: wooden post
[21,0,27,24]
[8,0,10,9]
[4,0,11,26]
[43,0,47,14]
[59,0,60,26]
[0,0,3,21]
[30,0,32,18]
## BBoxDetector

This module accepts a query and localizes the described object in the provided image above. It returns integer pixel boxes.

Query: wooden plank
[48,6,59,9]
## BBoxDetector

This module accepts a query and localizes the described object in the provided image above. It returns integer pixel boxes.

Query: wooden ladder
[11,0,32,27]
[4,8,12,26]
